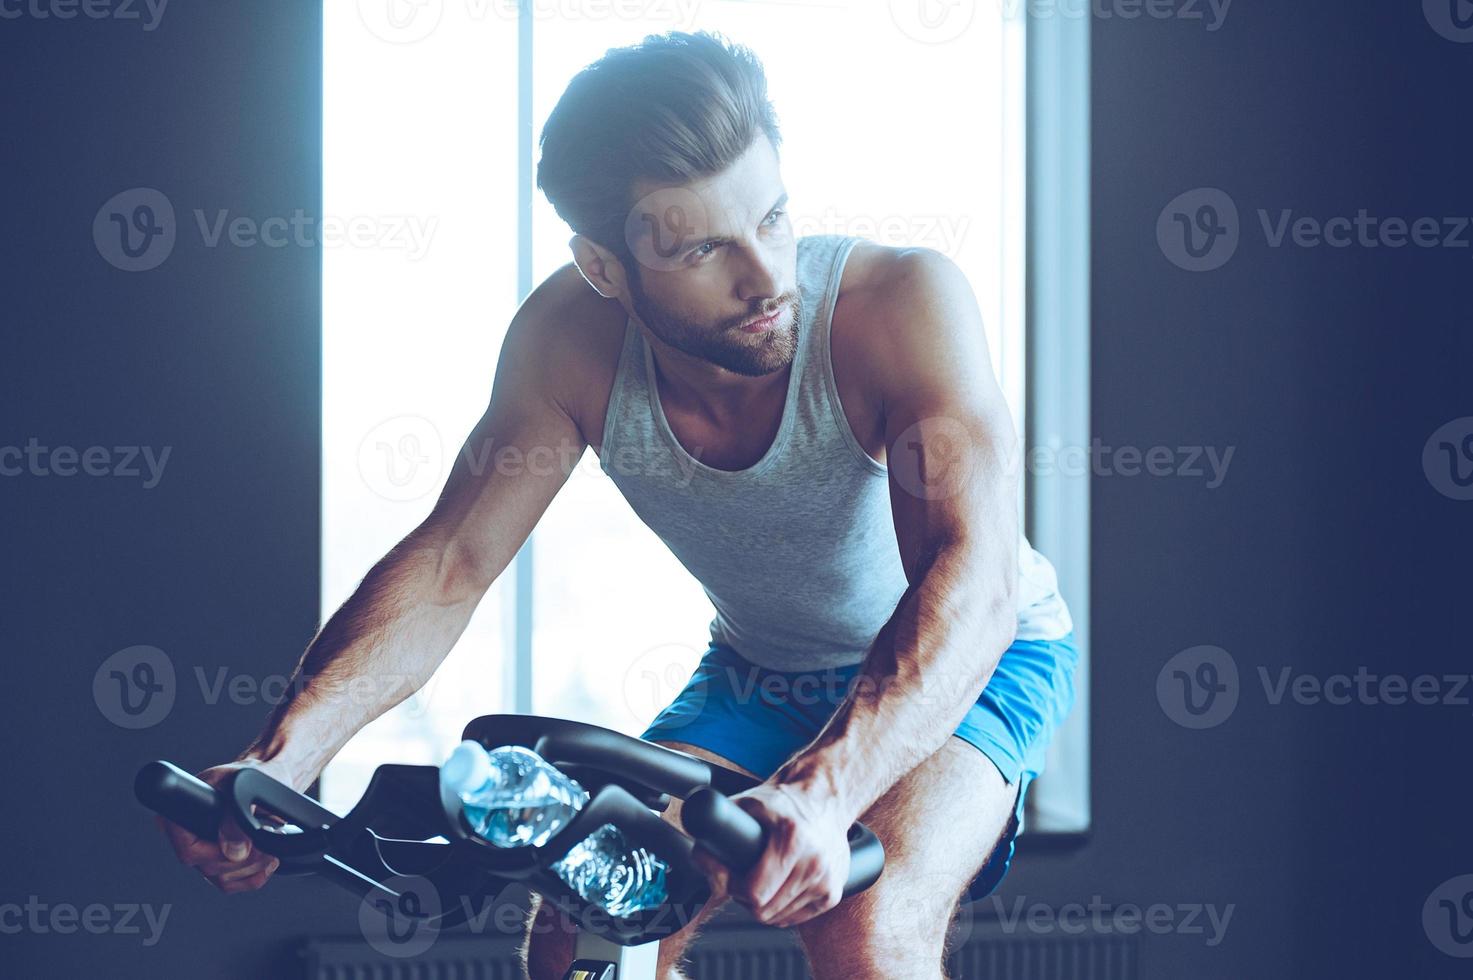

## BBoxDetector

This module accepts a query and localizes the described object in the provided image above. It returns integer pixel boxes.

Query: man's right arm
[162,283,593,891]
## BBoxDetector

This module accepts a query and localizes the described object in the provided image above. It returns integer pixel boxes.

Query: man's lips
[738,308,784,333]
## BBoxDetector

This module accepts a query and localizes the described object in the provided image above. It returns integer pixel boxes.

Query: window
[321,2,1088,835]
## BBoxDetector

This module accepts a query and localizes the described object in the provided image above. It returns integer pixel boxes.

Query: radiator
[302,918,1141,980]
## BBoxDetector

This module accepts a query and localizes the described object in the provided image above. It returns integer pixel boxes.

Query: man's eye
[764,209,787,225]
[693,242,719,258]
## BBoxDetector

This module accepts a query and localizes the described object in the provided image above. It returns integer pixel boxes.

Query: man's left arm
[698,248,1022,926]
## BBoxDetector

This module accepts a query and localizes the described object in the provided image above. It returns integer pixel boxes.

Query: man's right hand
[156,760,292,893]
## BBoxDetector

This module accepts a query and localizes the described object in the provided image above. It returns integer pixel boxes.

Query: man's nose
[736,248,782,304]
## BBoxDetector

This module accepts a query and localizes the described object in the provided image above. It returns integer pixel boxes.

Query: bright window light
[321,2,1025,815]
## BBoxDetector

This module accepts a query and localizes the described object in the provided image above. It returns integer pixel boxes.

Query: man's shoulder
[829,240,968,395]
[510,263,629,441]
[831,239,968,329]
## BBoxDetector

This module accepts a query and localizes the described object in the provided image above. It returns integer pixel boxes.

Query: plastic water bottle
[440,741,585,847]
[552,821,669,918]
[439,741,670,916]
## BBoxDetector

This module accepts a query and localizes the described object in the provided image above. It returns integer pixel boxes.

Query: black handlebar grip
[841,823,885,896]
[682,788,887,897]
[681,787,766,872]
[135,761,226,841]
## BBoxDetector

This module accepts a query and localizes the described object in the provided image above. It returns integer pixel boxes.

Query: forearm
[239,527,482,789]
[773,542,1016,821]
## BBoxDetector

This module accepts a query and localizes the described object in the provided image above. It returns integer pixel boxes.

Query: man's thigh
[794,736,1015,977]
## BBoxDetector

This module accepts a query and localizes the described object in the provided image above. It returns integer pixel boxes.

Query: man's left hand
[689,780,853,929]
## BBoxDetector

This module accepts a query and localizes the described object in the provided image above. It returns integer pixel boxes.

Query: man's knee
[522,894,725,980]
[794,874,965,979]
[521,893,577,979]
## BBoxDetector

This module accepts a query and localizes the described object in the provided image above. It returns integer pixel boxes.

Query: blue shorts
[640,632,1078,903]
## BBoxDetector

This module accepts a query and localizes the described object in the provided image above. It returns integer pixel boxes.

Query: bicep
[877,250,1020,585]
[424,310,589,595]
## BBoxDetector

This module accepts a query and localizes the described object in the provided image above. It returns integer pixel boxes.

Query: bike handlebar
[138,714,888,941]
[135,761,228,841]
[681,787,884,897]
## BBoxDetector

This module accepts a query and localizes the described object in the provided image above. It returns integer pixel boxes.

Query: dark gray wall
[2,2,1468,978]
[2,3,343,977]
[1006,3,1472,979]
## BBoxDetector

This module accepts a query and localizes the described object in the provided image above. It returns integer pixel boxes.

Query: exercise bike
[137,714,886,979]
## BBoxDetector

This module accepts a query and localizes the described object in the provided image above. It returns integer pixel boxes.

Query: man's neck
[644,328,790,425]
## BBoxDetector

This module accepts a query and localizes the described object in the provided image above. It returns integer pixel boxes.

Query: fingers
[197,851,280,893]
[755,861,823,925]
[218,817,252,863]
[213,860,278,894]
[157,811,278,893]
[689,846,731,901]
[769,899,828,930]
[158,815,221,869]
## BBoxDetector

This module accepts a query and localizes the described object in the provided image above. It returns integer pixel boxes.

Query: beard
[629,279,804,378]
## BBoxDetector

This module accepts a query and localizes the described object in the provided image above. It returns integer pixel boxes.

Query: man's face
[621,137,801,378]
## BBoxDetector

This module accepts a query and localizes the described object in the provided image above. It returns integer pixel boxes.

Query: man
[159,30,1076,980]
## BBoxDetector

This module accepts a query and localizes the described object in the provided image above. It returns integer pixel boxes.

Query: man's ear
[569,234,629,300]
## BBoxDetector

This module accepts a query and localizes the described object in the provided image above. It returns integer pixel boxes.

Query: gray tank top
[598,234,1072,671]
